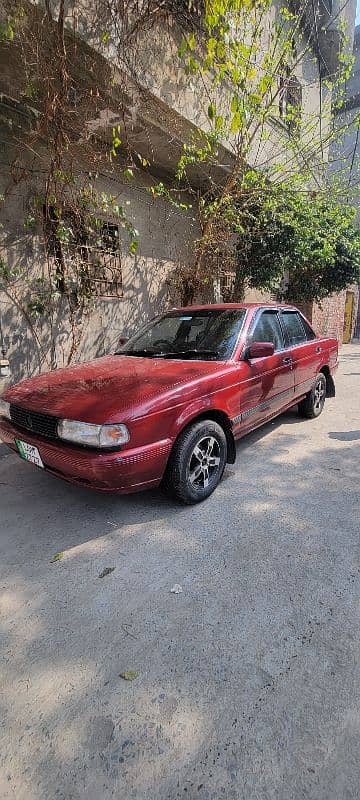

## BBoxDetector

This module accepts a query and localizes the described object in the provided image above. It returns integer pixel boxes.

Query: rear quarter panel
[326,338,339,371]
[292,335,338,397]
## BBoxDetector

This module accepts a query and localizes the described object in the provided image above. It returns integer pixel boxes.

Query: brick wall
[243,288,275,304]
[296,285,359,343]
[312,291,348,342]
[243,287,360,344]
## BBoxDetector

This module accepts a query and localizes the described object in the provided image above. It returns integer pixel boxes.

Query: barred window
[220,271,236,302]
[43,207,123,298]
[86,222,123,298]
[279,70,302,135]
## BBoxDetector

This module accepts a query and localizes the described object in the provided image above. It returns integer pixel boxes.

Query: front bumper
[0,418,172,493]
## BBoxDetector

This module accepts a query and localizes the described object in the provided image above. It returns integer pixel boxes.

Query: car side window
[281,311,307,346]
[299,316,316,341]
[250,311,284,351]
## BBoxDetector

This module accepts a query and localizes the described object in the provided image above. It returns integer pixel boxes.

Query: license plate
[15,439,44,469]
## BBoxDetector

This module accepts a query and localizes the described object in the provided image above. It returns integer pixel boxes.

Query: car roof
[172,302,297,312]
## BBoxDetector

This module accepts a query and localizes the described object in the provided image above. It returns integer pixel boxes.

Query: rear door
[279,310,321,398]
[237,308,294,432]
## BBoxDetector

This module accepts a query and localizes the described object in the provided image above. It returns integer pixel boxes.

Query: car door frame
[233,306,295,435]
[278,308,322,400]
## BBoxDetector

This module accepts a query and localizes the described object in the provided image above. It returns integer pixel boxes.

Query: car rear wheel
[298,373,327,419]
[162,419,227,504]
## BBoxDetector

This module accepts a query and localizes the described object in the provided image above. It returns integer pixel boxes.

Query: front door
[237,309,294,433]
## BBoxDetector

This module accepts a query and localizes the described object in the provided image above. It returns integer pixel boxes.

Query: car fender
[171,398,236,464]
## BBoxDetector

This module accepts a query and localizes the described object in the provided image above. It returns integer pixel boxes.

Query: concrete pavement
[0,345,359,800]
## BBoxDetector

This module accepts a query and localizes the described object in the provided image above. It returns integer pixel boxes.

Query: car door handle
[282,356,292,364]
[316,346,322,353]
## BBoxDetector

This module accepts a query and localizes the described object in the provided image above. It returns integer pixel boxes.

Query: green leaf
[137,153,150,167]
[188,32,195,51]
[24,214,36,231]
[208,102,215,120]
[51,551,64,563]
[178,37,187,58]
[120,670,139,681]
[247,66,257,81]
[215,114,223,131]
[185,55,198,74]
[230,111,243,134]
[230,95,239,114]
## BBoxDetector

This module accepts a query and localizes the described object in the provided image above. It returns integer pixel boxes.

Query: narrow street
[0,345,359,800]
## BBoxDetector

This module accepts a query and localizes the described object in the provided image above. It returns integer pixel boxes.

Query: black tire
[298,373,327,419]
[162,419,227,504]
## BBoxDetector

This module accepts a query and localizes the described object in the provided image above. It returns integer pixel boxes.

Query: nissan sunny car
[0,303,338,503]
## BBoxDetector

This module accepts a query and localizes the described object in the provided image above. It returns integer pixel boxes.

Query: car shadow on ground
[0,407,302,558]
[328,430,360,441]
[1,397,360,800]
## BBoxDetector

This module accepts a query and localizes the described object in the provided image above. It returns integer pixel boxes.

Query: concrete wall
[330,25,360,218]
[29,0,333,177]
[130,3,331,171]
[327,24,360,341]
[0,154,197,378]
[0,2,356,380]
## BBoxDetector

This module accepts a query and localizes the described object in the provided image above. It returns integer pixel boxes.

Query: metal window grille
[279,73,302,134]
[220,271,236,302]
[43,210,123,298]
[86,222,123,298]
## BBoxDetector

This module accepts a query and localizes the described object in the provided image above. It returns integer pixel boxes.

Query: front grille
[10,404,59,440]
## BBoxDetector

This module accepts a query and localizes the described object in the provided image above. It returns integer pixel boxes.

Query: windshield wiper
[115,348,157,357]
[115,348,219,359]
[158,349,219,359]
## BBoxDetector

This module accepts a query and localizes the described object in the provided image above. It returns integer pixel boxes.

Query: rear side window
[250,311,284,351]
[281,311,307,346]
[299,316,316,340]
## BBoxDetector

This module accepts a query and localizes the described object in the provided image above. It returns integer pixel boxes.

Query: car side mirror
[246,341,275,359]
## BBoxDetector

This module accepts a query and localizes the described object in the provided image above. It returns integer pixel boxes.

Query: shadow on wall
[78,254,176,364]
[0,224,49,380]
[0,179,195,381]
[1,256,174,381]
[1,246,183,382]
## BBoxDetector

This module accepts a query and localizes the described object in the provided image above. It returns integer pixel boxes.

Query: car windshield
[116,308,247,360]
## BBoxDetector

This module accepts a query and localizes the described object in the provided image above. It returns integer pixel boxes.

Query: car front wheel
[162,419,227,504]
[298,373,327,419]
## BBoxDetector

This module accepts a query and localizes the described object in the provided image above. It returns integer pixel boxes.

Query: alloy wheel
[313,379,326,413]
[188,435,221,490]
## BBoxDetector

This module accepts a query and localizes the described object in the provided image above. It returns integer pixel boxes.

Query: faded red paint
[0,303,338,494]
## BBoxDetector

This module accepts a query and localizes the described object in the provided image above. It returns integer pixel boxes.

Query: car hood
[4,355,233,423]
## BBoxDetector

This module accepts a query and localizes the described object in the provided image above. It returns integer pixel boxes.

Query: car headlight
[0,398,10,420]
[57,419,130,448]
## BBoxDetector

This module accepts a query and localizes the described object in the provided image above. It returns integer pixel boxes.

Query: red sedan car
[0,304,338,504]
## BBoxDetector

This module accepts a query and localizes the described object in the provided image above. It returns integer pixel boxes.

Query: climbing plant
[149,0,357,303]
[0,0,145,368]
[0,0,357,372]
